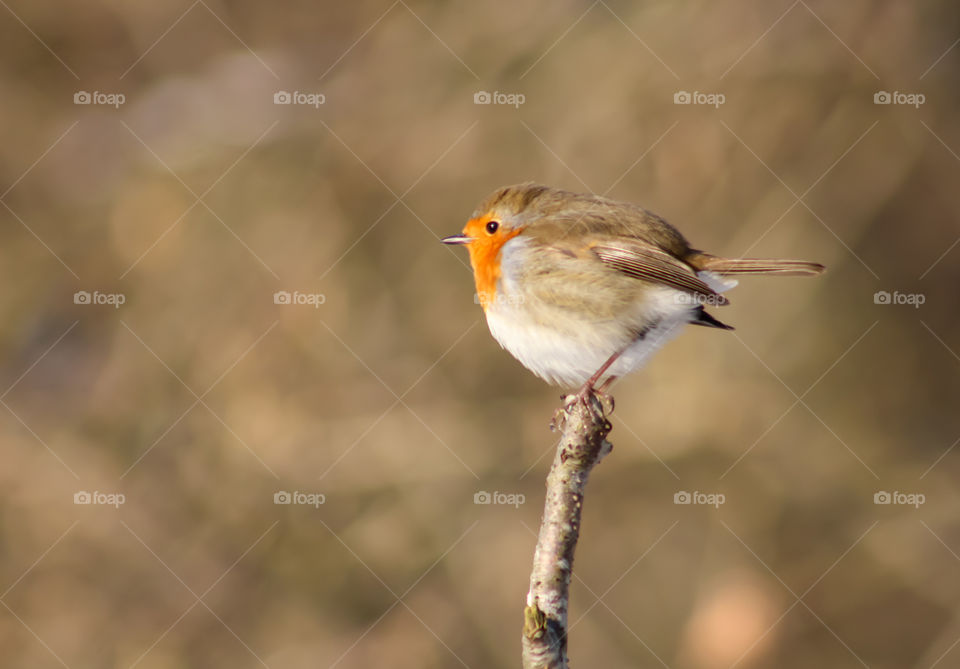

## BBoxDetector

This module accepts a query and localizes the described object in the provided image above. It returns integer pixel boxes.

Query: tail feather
[691,255,825,277]
[690,307,734,330]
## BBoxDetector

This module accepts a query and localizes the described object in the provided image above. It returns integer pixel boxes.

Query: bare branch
[522,393,614,669]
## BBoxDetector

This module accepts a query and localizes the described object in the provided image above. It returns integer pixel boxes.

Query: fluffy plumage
[444,183,824,388]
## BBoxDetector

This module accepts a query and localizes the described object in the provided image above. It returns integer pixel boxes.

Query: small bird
[443,183,824,398]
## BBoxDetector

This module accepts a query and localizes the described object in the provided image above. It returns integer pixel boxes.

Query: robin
[442,183,824,400]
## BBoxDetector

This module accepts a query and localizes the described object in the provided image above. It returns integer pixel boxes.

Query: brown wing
[590,241,729,306]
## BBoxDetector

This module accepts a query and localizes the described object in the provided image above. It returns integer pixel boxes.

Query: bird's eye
[485,220,500,234]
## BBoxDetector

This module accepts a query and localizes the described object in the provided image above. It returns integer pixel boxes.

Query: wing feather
[590,242,729,306]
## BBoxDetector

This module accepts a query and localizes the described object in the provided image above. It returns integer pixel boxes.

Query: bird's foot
[572,380,614,416]
[551,383,613,430]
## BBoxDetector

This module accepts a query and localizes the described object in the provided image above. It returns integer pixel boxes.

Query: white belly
[484,285,698,388]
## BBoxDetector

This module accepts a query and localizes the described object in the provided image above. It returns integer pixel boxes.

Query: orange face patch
[461,214,523,309]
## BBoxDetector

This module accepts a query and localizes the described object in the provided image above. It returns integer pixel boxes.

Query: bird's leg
[575,349,623,410]
[595,374,617,394]
[552,349,624,430]
[553,355,617,433]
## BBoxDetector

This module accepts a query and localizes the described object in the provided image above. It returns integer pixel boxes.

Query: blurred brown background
[1,1,959,667]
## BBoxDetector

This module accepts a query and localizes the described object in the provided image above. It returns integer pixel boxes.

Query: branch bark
[521,393,614,669]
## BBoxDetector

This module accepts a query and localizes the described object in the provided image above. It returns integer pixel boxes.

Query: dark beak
[441,234,473,245]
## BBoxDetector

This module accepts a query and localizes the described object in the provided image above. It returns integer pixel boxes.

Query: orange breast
[463,217,523,309]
